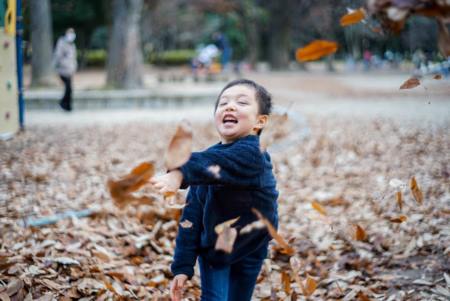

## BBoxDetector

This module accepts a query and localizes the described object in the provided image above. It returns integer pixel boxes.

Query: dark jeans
[59,75,72,111]
[199,244,268,301]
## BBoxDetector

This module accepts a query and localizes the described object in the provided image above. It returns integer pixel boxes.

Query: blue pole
[16,0,24,129]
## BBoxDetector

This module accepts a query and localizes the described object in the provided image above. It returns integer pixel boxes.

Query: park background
[1,0,450,300]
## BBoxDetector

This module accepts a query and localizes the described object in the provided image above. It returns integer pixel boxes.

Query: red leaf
[340,8,366,27]
[296,40,338,62]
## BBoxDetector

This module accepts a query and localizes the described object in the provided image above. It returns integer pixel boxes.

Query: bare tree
[30,0,55,87]
[107,0,144,89]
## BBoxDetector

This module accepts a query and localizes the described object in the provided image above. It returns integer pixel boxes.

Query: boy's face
[214,84,268,144]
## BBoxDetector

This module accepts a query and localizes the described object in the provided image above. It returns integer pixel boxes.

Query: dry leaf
[180,219,193,229]
[289,257,307,296]
[410,176,423,204]
[214,217,240,234]
[433,74,442,80]
[165,120,193,170]
[399,77,420,89]
[240,220,266,235]
[6,279,23,296]
[396,191,403,210]
[390,215,407,223]
[215,226,237,253]
[304,274,318,296]
[108,162,155,207]
[0,293,10,301]
[296,40,338,62]
[357,291,372,301]
[207,165,221,179]
[340,8,366,26]
[281,271,292,295]
[252,208,295,255]
[354,224,367,241]
[311,201,327,216]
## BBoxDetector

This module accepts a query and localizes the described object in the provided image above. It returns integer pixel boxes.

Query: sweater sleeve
[179,137,264,188]
[170,188,203,279]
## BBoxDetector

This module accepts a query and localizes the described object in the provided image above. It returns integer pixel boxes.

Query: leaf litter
[0,112,449,300]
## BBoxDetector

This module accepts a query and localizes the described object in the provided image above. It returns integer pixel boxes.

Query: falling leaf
[215,226,237,253]
[252,208,295,255]
[240,220,266,235]
[108,162,155,207]
[214,216,240,234]
[399,77,420,89]
[340,8,366,26]
[354,224,367,241]
[390,215,407,223]
[165,120,193,170]
[311,201,327,216]
[281,271,292,295]
[304,274,318,296]
[410,176,423,204]
[433,74,442,80]
[207,165,221,179]
[180,219,193,229]
[296,40,338,62]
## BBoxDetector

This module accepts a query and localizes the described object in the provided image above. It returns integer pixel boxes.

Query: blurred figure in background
[213,32,232,72]
[53,28,77,111]
[191,44,220,79]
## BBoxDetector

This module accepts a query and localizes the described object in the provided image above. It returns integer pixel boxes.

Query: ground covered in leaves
[1,112,449,300]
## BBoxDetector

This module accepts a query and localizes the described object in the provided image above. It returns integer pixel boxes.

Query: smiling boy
[151,79,279,301]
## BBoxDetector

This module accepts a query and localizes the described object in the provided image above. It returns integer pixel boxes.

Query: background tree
[29,0,54,87]
[107,0,144,89]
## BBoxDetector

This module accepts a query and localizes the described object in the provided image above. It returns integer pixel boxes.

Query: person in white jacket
[53,28,77,111]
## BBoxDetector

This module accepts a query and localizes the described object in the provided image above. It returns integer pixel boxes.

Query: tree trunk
[106,0,143,89]
[30,0,54,87]
[266,0,293,70]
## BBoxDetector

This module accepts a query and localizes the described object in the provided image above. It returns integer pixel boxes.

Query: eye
[219,101,228,106]
[238,100,248,105]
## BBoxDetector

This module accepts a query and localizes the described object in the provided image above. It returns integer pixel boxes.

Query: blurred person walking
[53,28,77,111]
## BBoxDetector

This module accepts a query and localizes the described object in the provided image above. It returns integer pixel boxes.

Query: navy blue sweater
[170,135,279,279]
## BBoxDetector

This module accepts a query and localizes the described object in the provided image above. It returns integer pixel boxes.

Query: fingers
[170,277,185,301]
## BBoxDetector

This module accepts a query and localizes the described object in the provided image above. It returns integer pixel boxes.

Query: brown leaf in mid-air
[396,191,403,210]
[340,8,366,26]
[354,224,367,241]
[311,201,327,216]
[433,74,442,80]
[296,40,338,62]
[399,77,420,89]
[108,162,155,208]
[410,176,423,204]
[390,215,407,223]
[215,226,237,253]
[214,217,240,234]
[252,208,295,255]
[165,120,193,171]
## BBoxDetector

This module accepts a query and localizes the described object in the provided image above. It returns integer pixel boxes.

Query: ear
[253,114,268,132]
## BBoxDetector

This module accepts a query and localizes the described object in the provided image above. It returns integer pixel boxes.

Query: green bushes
[147,49,196,66]
[83,49,107,67]
[80,49,196,67]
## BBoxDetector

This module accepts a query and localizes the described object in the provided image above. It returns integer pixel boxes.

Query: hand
[170,274,188,301]
[150,170,183,196]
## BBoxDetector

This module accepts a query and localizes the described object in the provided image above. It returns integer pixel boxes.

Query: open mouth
[222,115,238,124]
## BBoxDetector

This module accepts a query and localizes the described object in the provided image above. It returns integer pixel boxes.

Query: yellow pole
[4,0,16,35]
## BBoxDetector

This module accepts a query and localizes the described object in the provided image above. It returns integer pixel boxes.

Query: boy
[151,79,278,301]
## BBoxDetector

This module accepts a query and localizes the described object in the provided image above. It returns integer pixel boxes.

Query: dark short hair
[214,79,272,115]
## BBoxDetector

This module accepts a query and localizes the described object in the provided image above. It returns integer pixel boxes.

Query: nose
[224,102,236,111]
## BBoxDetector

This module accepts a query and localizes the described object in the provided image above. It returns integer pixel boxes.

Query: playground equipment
[0,0,24,140]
